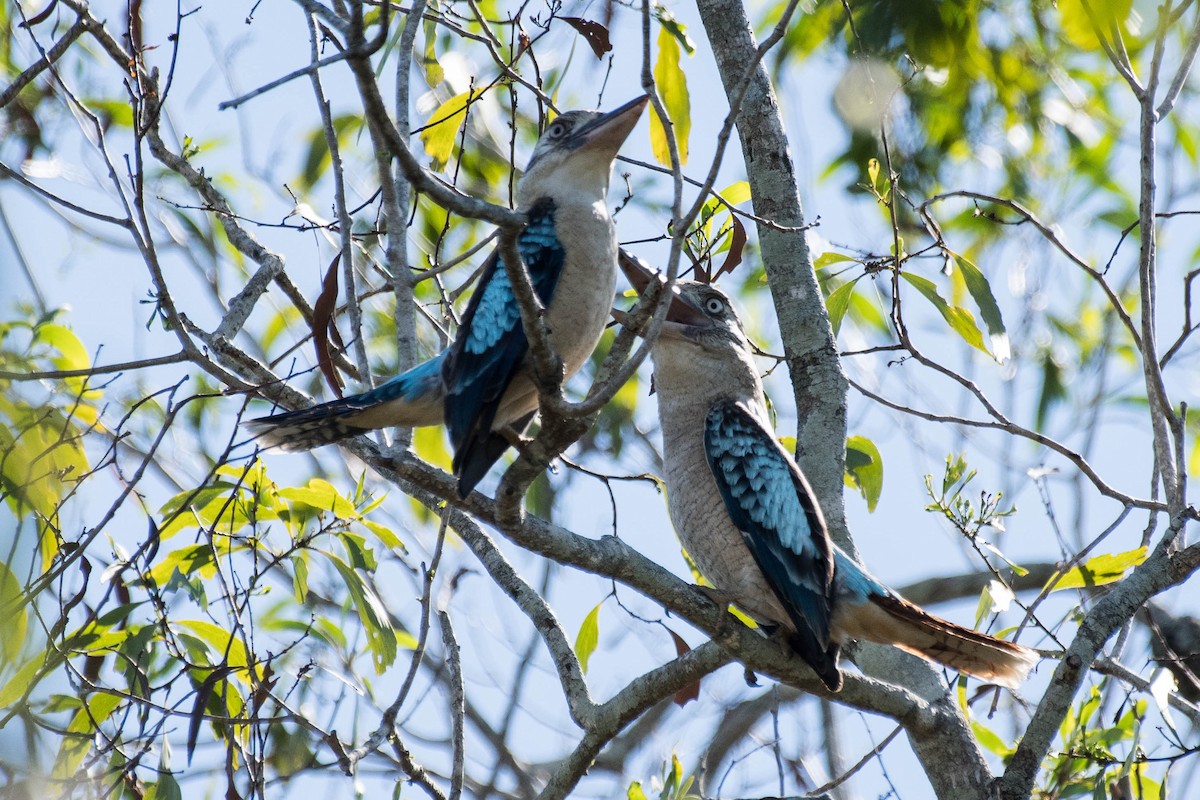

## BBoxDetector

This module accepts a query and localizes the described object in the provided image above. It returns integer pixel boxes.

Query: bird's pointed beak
[572,95,648,158]
[616,250,711,340]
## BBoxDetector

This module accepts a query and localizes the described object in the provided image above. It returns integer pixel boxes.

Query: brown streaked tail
[848,594,1037,689]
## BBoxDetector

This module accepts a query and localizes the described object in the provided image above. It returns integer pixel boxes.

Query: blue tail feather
[248,353,446,450]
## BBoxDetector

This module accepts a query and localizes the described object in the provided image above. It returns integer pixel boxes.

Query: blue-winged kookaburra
[248,96,648,497]
[619,254,1037,691]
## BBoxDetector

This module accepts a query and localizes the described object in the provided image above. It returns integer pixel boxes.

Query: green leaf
[867,157,880,191]
[0,560,27,664]
[652,6,695,54]
[649,26,691,166]
[422,16,444,86]
[176,620,253,679]
[146,774,183,800]
[575,602,602,674]
[85,98,135,128]
[814,252,854,270]
[328,553,399,673]
[51,692,122,779]
[300,114,362,190]
[627,781,649,800]
[1059,0,1133,50]
[291,554,309,604]
[279,478,358,519]
[340,532,378,571]
[901,272,989,354]
[717,181,751,206]
[954,255,1009,362]
[972,721,1015,757]
[360,519,405,552]
[1036,350,1067,431]
[419,90,478,171]
[148,544,215,586]
[414,424,453,471]
[35,323,89,372]
[844,435,883,512]
[1046,548,1148,592]
[0,652,47,707]
[824,278,860,336]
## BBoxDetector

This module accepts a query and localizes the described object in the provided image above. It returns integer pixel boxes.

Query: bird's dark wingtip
[788,632,843,692]
[452,430,512,499]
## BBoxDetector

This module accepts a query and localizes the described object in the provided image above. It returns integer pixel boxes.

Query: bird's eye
[547,121,569,138]
[705,297,725,315]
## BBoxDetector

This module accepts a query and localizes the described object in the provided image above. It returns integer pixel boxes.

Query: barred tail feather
[247,356,446,451]
[851,595,1037,689]
[246,401,379,451]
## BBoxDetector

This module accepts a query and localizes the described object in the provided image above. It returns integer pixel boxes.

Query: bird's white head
[518,96,648,207]
[618,252,762,401]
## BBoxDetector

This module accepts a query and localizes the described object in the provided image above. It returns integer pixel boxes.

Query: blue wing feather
[704,399,839,686]
[443,199,565,495]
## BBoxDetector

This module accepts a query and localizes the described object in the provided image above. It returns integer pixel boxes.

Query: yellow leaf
[649,27,690,166]
[419,90,479,171]
[575,602,601,673]
[1045,547,1148,592]
[1059,0,1133,50]
[414,424,452,471]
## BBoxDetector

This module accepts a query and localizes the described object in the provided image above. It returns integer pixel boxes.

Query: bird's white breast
[657,391,793,628]
[493,198,618,428]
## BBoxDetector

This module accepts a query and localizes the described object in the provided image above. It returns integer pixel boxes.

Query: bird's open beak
[572,95,648,156]
[615,250,711,340]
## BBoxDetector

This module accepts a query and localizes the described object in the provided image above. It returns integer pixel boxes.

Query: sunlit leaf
[649,26,690,166]
[291,554,309,603]
[422,17,444,86]
[327,553,399,672]
[0,652,47,707]
[35,323,89,372]
[901,272,989,354]
[1045,547,1148,592]
[420,90,479,171]
[814,252,854,270]
[414,424,453,471]
[0,561,27,664]
[972,721,1015,757]
[718,181,751,206]
[176,620,254,680]
[148,544,215,586]
[844,435,883,512]
[825,278,860,335]
[51,692,122,780]
[867,157,881,191]
[279,478,358,519]
[954,254,1009,363]
[652,6,695,54]
[1059,0,1133,50]
[360,519,405,552]
[575,602,602,674]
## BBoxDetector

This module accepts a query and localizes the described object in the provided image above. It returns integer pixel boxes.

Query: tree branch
[998,526,1200,799]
